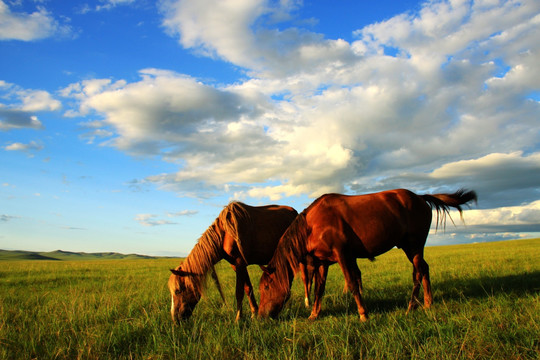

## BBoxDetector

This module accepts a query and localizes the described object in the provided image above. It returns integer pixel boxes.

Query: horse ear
[259,265,275,275]
[170,268,190,276]
[171,268,202,277]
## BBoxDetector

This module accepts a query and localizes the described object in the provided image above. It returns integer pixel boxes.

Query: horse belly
[307,228,341,262]
[349,215,406,258]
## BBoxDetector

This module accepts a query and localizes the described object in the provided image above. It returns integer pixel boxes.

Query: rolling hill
[0,249,159,261]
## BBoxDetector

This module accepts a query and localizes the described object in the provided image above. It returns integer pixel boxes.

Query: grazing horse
[258,189,477,321]
[168,202,299,322]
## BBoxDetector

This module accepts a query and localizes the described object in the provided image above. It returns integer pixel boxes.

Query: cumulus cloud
[0,108,44,130]
[0,81,60,130]
[0,0,72,41]
[465,200,540,230]
[159,0,356,77]
[64,0,540,219]
[351,151,540,208]
[427,200,540,246]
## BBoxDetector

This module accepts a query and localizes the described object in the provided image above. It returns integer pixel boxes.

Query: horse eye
[175,289,181,295]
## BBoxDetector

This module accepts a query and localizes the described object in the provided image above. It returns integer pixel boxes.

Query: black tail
[421,189,477,230]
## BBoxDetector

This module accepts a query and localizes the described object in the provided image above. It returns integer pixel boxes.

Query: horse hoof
[308,314,318,321]
[407,300,420,314]
[359,314,368,322]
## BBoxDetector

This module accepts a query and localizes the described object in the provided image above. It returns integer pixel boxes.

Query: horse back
[229,203,298,265]
[306,190,433,259]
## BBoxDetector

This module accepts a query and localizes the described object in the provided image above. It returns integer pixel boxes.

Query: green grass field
[1,239,538,359]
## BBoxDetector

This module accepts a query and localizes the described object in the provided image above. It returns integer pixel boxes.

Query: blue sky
[1,0,539,256]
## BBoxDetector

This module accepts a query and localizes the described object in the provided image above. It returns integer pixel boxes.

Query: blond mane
[178,201,252,294]
[268,211,310,293]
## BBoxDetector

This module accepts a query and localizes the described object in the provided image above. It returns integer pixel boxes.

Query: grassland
[0,239,538,359]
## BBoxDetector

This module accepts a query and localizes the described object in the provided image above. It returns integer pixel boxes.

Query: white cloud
[0,81,60,130]
[64,0,540,213]
[97,0,136,11]
[168,210,198,217]
[160,0,264,67]
[135,213,177,227]
[350,151,540,208]
[427,200,540,243]
[430,151,540,184]
[465,200,540,228]
[17,89,61,112]
[0,0,72,41]
[4,140,44,153]
[159,0,357,77]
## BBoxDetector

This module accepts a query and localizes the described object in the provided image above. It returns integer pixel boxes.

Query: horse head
[258,265,289,319]
[168,267,202,322]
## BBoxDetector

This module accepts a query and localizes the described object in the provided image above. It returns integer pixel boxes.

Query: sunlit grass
[0,239,538,359]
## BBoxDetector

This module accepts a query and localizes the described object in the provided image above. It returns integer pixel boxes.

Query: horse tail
[420,189,477,230]
[219,201,251,262]
[220,202,251,239]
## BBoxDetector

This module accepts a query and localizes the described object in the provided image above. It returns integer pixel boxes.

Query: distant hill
[0,249,159,261]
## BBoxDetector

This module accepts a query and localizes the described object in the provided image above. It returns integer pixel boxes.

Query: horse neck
[269,241,297,294]
[277,212,308,270]
[181,223,224,286]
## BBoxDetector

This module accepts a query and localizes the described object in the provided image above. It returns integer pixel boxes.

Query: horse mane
[269,211,310,294]
[178,219,223,295]
[179,201,251,295]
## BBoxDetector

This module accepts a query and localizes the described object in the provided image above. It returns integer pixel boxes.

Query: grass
[0,239,538,359]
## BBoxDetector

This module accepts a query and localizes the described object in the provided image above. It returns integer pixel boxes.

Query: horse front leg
[309,263,329,320]
[300,257,315,308]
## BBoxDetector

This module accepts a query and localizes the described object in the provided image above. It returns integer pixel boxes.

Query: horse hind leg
[343,265,363,295]
[233,266,245,321]
[406,252,432,313]
[233,265,258,321]
[407,265,422,313]
[241,267,259,318]
[420,257,432,308]
[337,254,368,321]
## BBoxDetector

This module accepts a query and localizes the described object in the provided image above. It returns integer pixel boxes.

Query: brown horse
[258,188,477,321]
[168,201,299,322]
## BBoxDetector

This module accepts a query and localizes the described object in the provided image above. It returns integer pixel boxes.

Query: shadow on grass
[288,270,540,319]
[435,270,540,300]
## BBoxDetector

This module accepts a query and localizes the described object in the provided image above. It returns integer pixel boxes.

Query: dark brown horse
[258,189,477,321]
[168,202,299,322]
